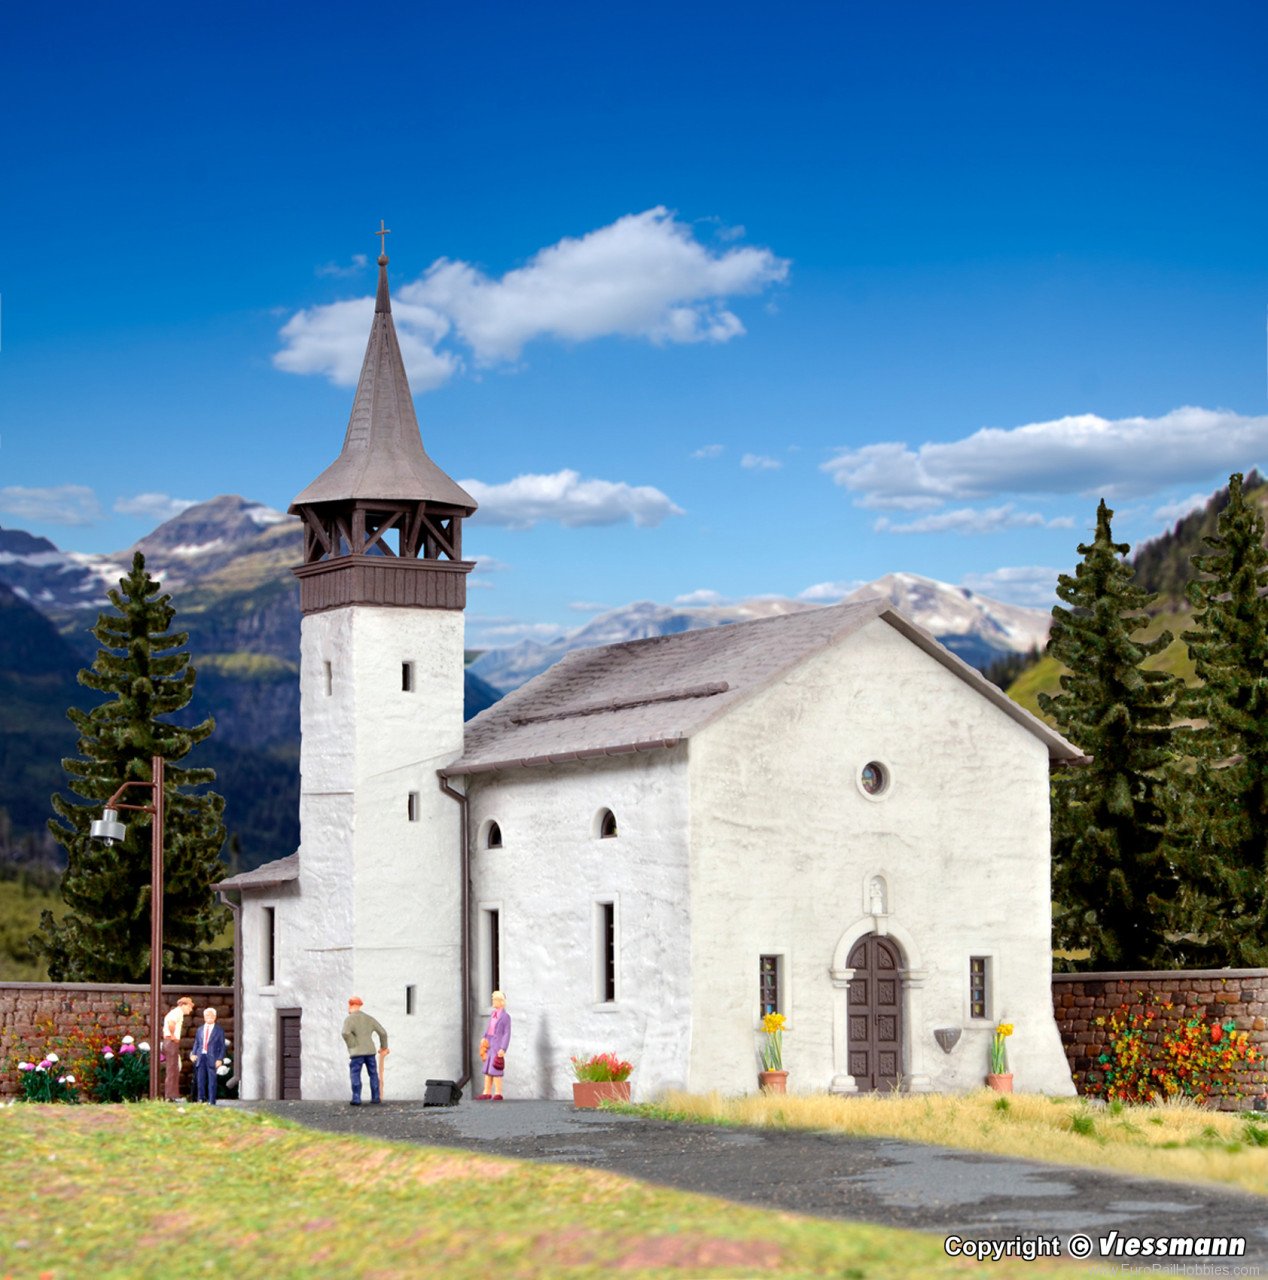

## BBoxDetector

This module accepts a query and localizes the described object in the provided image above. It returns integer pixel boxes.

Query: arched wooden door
[847,934,903,1091]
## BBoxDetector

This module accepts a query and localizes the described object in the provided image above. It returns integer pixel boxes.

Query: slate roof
[214,851,299,892]
[289,255,477,513]
[444,599,1082,777]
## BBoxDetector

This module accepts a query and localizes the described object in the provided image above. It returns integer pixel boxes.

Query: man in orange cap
[341,996,389,1105]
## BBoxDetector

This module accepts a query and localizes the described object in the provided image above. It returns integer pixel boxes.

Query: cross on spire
[375,219,391,262]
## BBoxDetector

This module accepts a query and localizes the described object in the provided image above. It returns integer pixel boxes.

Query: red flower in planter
[1211,1024,1224,1044]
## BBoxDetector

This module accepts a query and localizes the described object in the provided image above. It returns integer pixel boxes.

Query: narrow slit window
[405,985,416,1016]
[485,908,501,995]
[759,954,781,1017]
[970,956,991,1020]
[323,661,333,697]
[264,907,277,986]
[407,791,419,822]
[598,902,616,1003]
[599,809,618,839]
[486,821,503,849]
[402,661,414,692]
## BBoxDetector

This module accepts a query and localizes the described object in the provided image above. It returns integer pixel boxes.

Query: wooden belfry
[289,228,477,613]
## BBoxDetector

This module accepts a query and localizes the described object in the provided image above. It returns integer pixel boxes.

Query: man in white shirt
[161,996,194,1101]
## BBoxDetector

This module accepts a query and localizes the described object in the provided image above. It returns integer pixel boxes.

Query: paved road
[240,1099,1268,1265]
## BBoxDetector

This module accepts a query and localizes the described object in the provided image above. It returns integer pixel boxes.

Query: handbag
[479,1037,489,1062]
[493,1051,505,1071]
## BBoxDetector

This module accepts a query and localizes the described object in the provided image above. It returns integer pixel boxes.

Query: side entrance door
[277,1008,302,1099]
[846,934,903,1091]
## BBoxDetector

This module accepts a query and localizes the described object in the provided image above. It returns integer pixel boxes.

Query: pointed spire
[289,227,476,513]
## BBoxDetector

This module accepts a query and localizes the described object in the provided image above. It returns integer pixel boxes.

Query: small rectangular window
[405,985,416,1016]
[264,906,277,986]
[597,901,616,1003]
[970,956,991,1020]
[323,661,333,697]
[402,661,414,692]
[759,954,782,1016]
[407,791,419,822]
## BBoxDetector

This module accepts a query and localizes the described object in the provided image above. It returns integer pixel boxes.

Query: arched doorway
[846,933,903,1091]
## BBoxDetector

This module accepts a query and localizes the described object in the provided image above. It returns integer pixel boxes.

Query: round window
[859,761,889,797]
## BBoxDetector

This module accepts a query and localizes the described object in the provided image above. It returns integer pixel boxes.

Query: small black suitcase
[423,1078,462,1106]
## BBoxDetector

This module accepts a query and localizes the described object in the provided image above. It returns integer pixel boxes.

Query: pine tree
[35,553,230,983]
[1167,472,1268,965]
[1039,500,1182,969]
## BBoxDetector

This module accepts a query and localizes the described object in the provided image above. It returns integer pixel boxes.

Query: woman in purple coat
[478,990,511,1100]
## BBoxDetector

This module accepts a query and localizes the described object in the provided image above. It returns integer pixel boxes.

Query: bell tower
[286,227,477,1099]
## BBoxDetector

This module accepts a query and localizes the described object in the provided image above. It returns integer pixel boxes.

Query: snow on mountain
[469,579,1050,694]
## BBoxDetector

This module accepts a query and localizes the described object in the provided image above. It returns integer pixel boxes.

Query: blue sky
[3,2,1267,646]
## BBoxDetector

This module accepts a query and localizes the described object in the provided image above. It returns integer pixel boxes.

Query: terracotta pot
[758,1070,788,1094]
[572,1080,631,1109]
[986,1072,1014,1093]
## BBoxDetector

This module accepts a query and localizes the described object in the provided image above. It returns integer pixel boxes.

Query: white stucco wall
[239,603,466,1100]
[465,748,692,1102]
[688,618,1075,1097]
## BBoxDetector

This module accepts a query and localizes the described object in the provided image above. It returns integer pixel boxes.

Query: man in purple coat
[478,990,511,1100]
[190,1007,226,1105]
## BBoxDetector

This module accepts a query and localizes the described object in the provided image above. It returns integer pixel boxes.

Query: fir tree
[1039,500,1182,969]
[35,553,230,983]
[1167,472,1268,965]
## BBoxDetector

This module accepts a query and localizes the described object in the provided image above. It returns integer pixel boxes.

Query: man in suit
[341,996,389,1105]
[190,1007,226,1105]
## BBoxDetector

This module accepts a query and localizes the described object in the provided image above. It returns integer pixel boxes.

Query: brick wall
[0,982,234,1100]
[1052,969,1268,1108]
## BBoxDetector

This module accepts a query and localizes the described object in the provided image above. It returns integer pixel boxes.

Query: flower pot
[986,1072,1014,1093]
[572,1080,631,1109]
[758,1070,788,1094]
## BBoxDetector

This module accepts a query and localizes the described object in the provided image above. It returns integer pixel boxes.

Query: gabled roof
[289,255,477,513]
[213,851,299,892]
[443,599,1081,777]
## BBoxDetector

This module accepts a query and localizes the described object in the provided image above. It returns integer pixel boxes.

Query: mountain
[470,573,1050,694]
[0,498,502,870]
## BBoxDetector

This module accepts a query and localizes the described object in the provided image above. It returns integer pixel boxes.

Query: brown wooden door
[847,935,903,1091]
[278,1009,302,1100]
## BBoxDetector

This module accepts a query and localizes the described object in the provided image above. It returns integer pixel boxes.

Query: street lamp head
[90,808,127,846]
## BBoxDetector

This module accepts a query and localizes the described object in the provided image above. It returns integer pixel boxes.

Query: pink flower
[120,1044,135,1055]
[17,1062,32,1072]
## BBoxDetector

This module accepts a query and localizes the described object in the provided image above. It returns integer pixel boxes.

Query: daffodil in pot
[987,1021,1014,1092]
[758,1012,788,1093]
[570,1052,633,1109]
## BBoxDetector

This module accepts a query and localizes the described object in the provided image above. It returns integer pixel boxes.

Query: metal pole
[149,755,164,1101]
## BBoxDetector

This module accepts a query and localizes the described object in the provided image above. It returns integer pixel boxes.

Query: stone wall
[0,982,234,1100]
[1052,969,1268,1108]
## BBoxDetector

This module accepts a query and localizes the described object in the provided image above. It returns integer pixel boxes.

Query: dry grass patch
[624,1089,1268,1197]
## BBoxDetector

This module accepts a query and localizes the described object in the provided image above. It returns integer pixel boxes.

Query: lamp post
[90,755,165,1101]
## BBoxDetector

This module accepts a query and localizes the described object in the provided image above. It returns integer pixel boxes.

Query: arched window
[597,808,618,839]
[486,821,503,849]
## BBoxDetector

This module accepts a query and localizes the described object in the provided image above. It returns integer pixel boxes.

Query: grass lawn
[0,1102,1108,1280]
[621,1090,1268,1198]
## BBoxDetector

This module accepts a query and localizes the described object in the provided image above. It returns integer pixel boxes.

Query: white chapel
[218,243,1079,1102]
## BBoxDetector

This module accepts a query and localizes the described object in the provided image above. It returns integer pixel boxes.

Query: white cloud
[798,580,865,602]
[460,469,684,530]
[467,552,509,572]
[823,407,1268,509]
[569,600,612,613]
[0,485,101,526]
[741,453,782,471]
[316,254,369,278]
[276,208,788,387]
[1153,492,1211,526]
[674,588,728,605]
[960,566,1064,609]
[873,504,1075,535]
[472,621,566,644]
[274,296,459,389]
[691,444,724,460]
[114,493,200,521]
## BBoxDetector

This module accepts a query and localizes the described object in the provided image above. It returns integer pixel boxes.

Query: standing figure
[161,995,194,1101]
[341,996,389,1105]
[478,990,511,1101]
[190,1007,225,1105]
